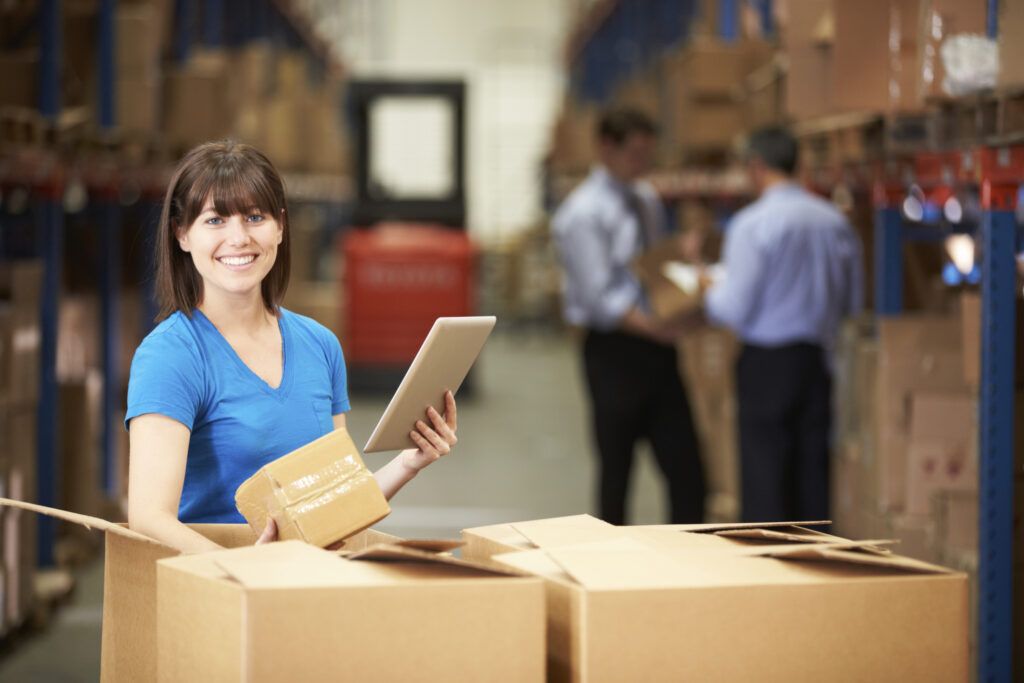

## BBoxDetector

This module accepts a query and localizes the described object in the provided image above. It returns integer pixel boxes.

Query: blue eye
[205,216,224,226]
[247,214,265,223]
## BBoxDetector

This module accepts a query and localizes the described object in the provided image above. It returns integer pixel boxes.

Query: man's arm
[703,216,767,331]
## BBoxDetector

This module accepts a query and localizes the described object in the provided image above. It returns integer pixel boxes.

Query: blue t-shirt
[125,307,350,523]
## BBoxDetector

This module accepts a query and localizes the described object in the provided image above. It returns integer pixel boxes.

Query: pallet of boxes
[0,260,43,634]
[832,291,1024,669]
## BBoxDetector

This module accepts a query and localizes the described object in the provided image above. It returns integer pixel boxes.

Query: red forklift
[341,80,477,391]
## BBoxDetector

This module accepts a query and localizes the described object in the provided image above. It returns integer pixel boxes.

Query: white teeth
[219,255,255,266]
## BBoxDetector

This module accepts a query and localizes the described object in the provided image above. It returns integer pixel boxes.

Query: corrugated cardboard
[464,515,967,682]
[157,540,545,682]
[0,497,401,682]
[784,0,835,120]
[874,316,966,512]
[999,0,1024,87]
[234,427,390,547]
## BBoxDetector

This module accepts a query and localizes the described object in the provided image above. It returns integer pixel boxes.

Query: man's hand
[401,391,459,473]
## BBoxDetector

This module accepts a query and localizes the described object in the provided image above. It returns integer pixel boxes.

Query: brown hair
[154,140,290,321]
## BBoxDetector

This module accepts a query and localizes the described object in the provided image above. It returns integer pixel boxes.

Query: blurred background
[0,0,1022,679]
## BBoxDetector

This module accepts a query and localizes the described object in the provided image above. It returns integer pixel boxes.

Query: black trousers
[736,342,832,522]
[582,330,705,525]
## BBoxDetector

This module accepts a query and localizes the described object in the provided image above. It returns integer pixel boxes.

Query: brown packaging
[234,427,391,548]
[463,514,968,683]
[157,540,545,682]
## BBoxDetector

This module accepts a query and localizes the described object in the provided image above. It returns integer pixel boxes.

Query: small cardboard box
[631,239,701,322]
[464,515,968,683]
[234,427,390,548]
[157,540,545,682]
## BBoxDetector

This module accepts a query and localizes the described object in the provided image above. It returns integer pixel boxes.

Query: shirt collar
[593,165,636,196]
[762,181,802,198]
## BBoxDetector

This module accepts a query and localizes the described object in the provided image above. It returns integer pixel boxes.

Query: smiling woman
[125,140,459,554]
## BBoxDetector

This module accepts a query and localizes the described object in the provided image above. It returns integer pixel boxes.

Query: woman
[126,140,458,553]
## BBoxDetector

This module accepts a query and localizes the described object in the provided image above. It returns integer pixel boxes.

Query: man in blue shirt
[552,107,705,525]
[704,126,863,522]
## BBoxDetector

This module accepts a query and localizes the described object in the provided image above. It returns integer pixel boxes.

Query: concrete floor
[0,328,673,681]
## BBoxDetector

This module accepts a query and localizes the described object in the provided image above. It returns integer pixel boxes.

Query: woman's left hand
[402,391,458,472]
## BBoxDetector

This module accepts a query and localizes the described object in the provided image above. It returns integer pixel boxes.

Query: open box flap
[539,538,703,590]
[684,520,832,534]
[211,541,389,589]
[0,497,164,546]
[346,543,520,576]
[757,542,951,574]
[712,527,889,552]
[392,539,464,553]
[510,514,619,549]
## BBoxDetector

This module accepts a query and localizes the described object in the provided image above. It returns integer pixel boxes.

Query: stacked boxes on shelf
[0,260,43,632]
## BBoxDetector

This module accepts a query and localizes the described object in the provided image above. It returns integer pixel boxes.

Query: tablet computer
[363,316,497,453]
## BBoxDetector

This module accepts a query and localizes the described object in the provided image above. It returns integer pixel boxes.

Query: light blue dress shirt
[705,182,863,348]
[552,167,667,330]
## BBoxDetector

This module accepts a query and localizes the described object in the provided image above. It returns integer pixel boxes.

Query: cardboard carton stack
[463,514,968,682]
[0,260,44,631]
[662,38,750,160]
[115,2,165,136]
[549,96,599,175]
[783,0,987,119]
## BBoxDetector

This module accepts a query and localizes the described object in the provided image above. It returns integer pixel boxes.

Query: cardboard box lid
[494,532,954,592]
[164,539,524,590]
[0,496,165,547]
[510,513,620,549]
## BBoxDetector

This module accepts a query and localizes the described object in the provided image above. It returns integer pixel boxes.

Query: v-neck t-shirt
[125,307,350,523]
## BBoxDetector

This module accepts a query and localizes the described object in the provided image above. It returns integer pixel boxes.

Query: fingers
[256,517,277,545]
[408,429,438,466]
[427,405,458,447]
[444,391,457,431]
[415,419,451,455]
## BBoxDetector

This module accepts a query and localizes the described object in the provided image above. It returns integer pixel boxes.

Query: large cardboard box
[59,374,102,519]
[672,99,745,149]
[163,56,232,151]
[463,515,968,682]
[116,3,162,81]
[0,260,43,406]
[833,0,985,113]
[234,428,390,547]
[0,498,408,682]
[0,50,38,108]
[116,77,160,135]
[783,0,835,120]
[2,409,37,626]
[999,0,1024,88]
[905,391,977,516]
[873,315,966,512]
[157,540,545,682]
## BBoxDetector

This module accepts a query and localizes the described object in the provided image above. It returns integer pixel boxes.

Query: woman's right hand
[256,517,278,545]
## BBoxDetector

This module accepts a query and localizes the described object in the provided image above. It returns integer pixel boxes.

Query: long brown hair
[154,140,290,321]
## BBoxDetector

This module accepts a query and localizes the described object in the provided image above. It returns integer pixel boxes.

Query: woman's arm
[127,414,236,553]
[338,391,459,501]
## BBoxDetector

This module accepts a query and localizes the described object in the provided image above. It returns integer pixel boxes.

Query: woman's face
[177,199,283,304]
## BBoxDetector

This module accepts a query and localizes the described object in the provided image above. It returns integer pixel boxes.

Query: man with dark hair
[552,106,705,525]
[703,125,863,522]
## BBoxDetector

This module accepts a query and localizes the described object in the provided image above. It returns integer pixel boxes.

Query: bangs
[181,157,283,225]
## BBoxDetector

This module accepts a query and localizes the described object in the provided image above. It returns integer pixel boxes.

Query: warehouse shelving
[0,0,353,570]
[873,143,1020,682]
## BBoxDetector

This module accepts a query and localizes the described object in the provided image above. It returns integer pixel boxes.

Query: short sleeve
[125,326,205,431]
[327,333,350,415]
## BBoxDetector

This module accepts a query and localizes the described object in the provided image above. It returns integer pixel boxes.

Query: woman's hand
[401,391,458,472]
[255,517,278,545]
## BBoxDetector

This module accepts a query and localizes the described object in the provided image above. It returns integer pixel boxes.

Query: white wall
[329,0,576,244]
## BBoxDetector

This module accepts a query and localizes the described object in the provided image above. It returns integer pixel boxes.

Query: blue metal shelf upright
[873,145,1020,682]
